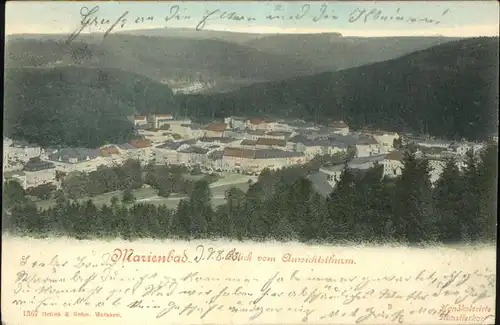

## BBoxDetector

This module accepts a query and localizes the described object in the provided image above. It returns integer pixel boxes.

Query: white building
[367,131,400,153]
[348,154,387,171]
[133,116,148,127]
[383,151,404,178]
[152,114,174,129]
[221,147,306,173]
[328,121,350,136]
[319,164,345,188]
[355,137,381,158]
[224,116,247,130]
[177,147,209,167]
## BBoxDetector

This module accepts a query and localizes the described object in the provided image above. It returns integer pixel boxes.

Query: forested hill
[178,37,499,141]
[4,67,177,148]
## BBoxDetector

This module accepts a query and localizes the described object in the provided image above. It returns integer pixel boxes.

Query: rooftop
[256,137,286,147]
[198,137,233,143]
[385,151,404,161]
[48,148,100,163]
[129,139,153,149]
[205,123,227,133]
[157,140,197,151]
[154,114,173,119]
[178,146,209,154]
[329,120,348,129]
[99,146,120,156]
[248,118,268,125]
[241,139,257,146]
[307,171,334,198]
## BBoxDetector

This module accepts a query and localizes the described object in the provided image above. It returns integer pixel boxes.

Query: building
[47,148,109,173]
[383,151,404,178]
[128,139,154,163]
[328,120,350,136]
[348,154,387,171]
[319,164,345,188]
[307,171,335,198]
[295,139,347,160]
[244,129,266,141]
[224,116,247,130]
[355,136,381,157]
[98,145,124,165]
[133,116,148,127]
[177,146,209,166]
[221,147,306,173]
[264,131,292,140]
[240,139,257,149]
[255,137,286,149]
[186,124,206,139]
[415,138,453,149]
[247,118,269,130]
[155,140,197,165]
[196,137,236,148]
[206,150,224,171]
[364,130,400,153]
[204,123,228,138]
[152,114,173,129]
[168,119,192,137]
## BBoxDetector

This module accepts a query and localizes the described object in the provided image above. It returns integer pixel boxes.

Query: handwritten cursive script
[2,237,495,325]
[65,4,451,43]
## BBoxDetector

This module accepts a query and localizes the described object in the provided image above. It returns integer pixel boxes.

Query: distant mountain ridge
[6,30,458,92]
[177,37,499,141]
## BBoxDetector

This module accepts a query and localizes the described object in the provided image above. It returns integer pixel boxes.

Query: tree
[393,137,403,150]
[476,144,498,241]
[122,188,135,204]
[433,157,464,242]
[26,183,57,200]
[189,180,211,237]
[4,180,27,208]
[392,150,437,243]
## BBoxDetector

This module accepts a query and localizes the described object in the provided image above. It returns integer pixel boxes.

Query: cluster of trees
[144,164,196,198]
[21,160,220,203]
[4,66,177,147]
[60,160,143,199]
[3,143,497,244]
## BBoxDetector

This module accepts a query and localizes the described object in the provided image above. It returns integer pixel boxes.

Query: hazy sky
[6,1,499,37]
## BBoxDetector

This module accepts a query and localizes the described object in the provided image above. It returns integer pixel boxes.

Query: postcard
[2,1,499,324]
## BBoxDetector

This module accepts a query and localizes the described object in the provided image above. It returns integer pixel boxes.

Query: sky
[5,1,500,37]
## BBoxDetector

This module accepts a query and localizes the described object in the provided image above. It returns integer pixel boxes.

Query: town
[3,113,488,201]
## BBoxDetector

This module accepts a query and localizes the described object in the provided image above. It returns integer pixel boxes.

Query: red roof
[155,114,172,119]
[99,146,120,156]
[134,116,147,121]
[206,123,227,132]
[129,139,152,149]
[249,118,267,125]
[329,120,348,128]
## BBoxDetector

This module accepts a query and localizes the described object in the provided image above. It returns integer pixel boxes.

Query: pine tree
[476,143,498,241]
[122,188,135,204]
[433,157,463,242]
[393,150,437,243]
[189,180,211,238]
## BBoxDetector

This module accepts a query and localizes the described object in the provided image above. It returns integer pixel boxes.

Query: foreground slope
[178,37,499,140]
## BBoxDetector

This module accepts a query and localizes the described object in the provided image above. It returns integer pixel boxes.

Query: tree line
[3,143,497,244]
